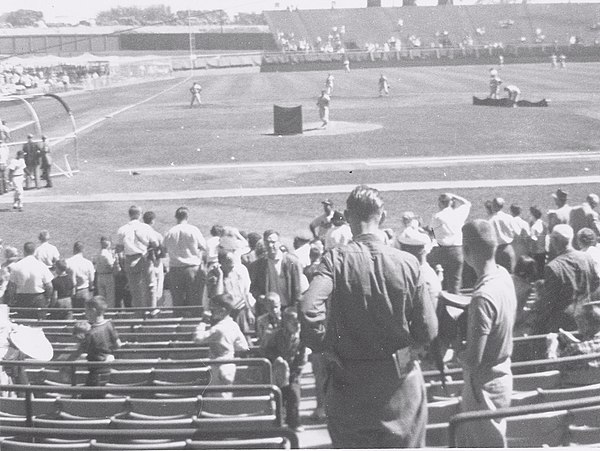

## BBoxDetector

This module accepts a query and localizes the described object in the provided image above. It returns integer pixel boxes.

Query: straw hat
[9,325,53,361]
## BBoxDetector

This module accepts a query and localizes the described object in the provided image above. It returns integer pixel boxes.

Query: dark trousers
[532,253,546,279]
[282,379,301,428]
[72,288,92,309]
[430,245,464,294]
[495,243,516,274]
[168,266,205,311]
[114,274,132,308]
[0,163,6,194]
[41,164,52,187]
[14,293,48,318]
[25,164,40,189]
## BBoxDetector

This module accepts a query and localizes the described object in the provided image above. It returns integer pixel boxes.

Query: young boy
[68,296,121,395]
[50,259,74,320]
[262,307,307,432]
[256,292,282,346]
[194,294,250,389]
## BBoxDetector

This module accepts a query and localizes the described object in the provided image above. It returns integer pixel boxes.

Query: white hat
[9,325,54,361]
[397,228,432,251]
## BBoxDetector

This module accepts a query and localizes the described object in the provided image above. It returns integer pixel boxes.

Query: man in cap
[310,199,335,241]
[428,192,471,293]
[488,197,519,273]
[7,150,26,211]
[533,224,600,334]
[455,219,516,448]
[22,134,41,190]
[548,188,571,233]
[301,185,437,448]
[569,193,600,248]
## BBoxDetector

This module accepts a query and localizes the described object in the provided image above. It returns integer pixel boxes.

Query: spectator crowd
[1,184,600,445]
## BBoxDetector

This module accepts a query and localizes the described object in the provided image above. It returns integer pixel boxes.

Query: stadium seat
[0,440,91,451]
[0,397,56,417]
[152,367,211,386]
[90,441,188,450]
[538,383,600,402]
[426,380,463,400]
[506,410,569,447]
[32,417,112,429]
[569,405,600,427]
[512,370,561,391]
[106,369,152,386]
[55,398,129,418]
[109,416,196,429]
[425,422,448,447]
[568,425,600,446]
[200,396,276,417]
[427,397,461,424]
[126,397,201,419]
[184,437,290,449]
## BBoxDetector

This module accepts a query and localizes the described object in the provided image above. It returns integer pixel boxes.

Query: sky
[0,0,599,22]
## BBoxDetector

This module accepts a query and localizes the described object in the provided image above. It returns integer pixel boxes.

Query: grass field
[1,62,599,254]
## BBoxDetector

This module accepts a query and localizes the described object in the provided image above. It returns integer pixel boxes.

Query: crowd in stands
[0,65,110,95]
[1,185,600,443]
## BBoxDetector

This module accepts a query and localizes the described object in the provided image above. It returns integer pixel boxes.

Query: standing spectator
[510,204,531,262]
[194,293,249,388]
[241,232,262,268]
[569,193,600,248]
[429,192,471,293]
[66,242,95,309]
[39,135,52,188]
[163,207,206,310]
[456,220,516,448]
[7,150,25,211]
[0,247,19,302]
[93,237,116,307]
[22,134,41,190]
[310,199,335,241]
[577,228,600,275]
[207,248,256,343]
[50,259,74,320]
[548,188,571,233]
[262,307,307,432]
[303,240,325,283]
[143,211,165,307]
[488,197,518,273]
[5,242,53,317]
[34,230,60,271]
[250,230,303,314]
[324,211,353,250]
[116,206,157,308]
[533,225,600,334]
[206,225,224,265]
[0,138,8,194]
[301,185,437,448]
[292,231,313,269]
[113,244,131,309]
[529,206,548,277]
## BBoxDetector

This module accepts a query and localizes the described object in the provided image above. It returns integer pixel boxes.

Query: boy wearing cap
[456,220,517,448]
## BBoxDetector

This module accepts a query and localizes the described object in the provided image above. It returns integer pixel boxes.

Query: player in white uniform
[551,54,558,68]
[378,74,390,96]
[325,74,334,95]
[504,85,521,106]
[189,82,202,108]
[488,68,502,99]
[7,150,26,211]
[343,58,350,73]
[317,90,331,128]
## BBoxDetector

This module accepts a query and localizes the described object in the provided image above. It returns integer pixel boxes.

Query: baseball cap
[397,228,432,249]
[321,199,334,206]
[552,189,568,200]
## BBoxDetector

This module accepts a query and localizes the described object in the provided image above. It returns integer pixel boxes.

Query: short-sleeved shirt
[116,219,155,256]
[194,316,249,360]
[7,158,25,177]
[84,320,120,362]
[430,203,471,246]
[163,222,206,267]
[52,274,74,299]
[489,211,518,245]
[34,242,60,268]
[466,265,516,377]
[310,212,334,240]
[9,255,53,294]
[66,254,95,290]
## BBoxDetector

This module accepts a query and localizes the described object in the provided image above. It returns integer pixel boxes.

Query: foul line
[4,175,600,204]
[116,150,600,173]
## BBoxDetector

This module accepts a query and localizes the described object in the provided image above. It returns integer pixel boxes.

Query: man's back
[163,222,205,266]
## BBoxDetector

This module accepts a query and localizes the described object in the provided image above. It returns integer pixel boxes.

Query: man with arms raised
[301,185,437,448]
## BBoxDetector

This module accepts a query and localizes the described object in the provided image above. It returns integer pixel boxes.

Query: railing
[0,384,298,448]
[447,394,600,447]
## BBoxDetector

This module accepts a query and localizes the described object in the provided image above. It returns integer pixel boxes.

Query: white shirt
[163,222,206,267]
[34,242,60,268]
[530,218,548,254]
[117,219,155,256]
[9,255,53,294]
[7,158,25,177]
[0,143,9,165]
[66,254,95,290]
[430,202,471,246]
[325,224,353,250]
[489,211,518,245]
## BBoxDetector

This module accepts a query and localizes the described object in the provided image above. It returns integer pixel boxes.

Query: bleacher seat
[538,383,600,402]
[506,410,569,447]
[568,425,600,446]
[512,369,561,391]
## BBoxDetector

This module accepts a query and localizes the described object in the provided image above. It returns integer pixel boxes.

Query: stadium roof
[0,25,270,36]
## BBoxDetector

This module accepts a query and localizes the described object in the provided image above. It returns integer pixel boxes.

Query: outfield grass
[1,63,599,255]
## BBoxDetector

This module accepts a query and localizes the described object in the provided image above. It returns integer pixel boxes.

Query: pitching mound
[264,121,382,137]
